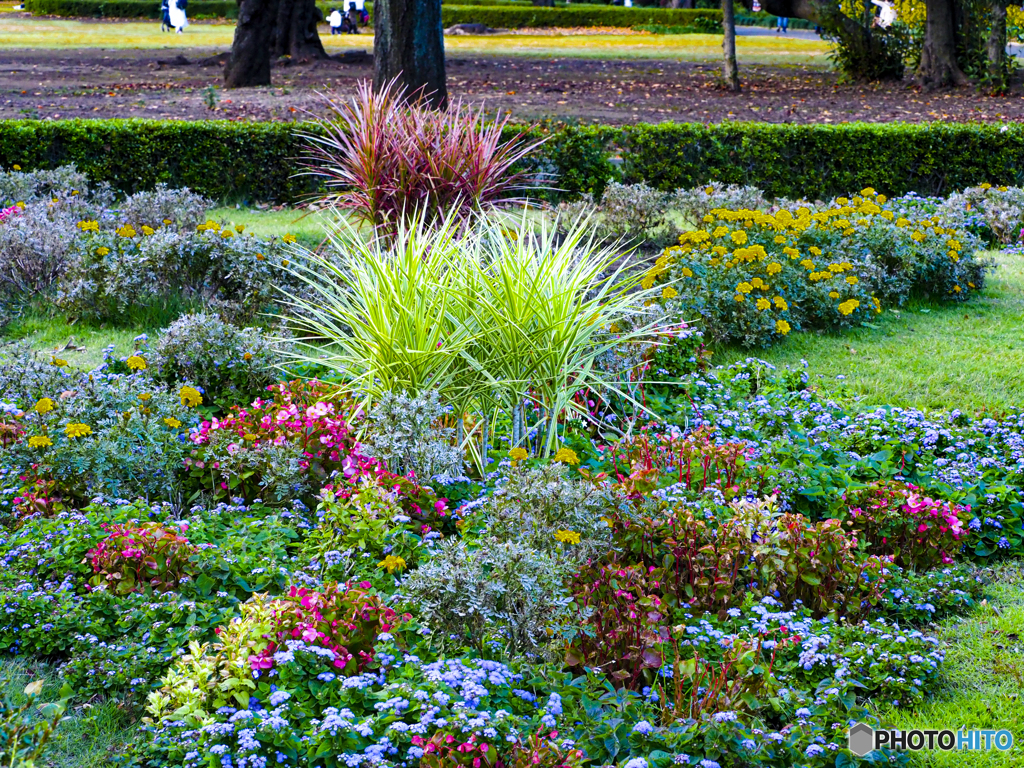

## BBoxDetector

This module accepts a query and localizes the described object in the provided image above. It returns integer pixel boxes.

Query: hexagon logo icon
[848,722,875,757]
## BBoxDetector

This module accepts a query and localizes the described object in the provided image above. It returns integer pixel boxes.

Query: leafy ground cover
[4,113,1024,768]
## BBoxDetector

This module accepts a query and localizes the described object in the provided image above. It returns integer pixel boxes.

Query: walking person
[775,15,788,32]
[168,0,187,33]
[160,0,171,31]
[328,7,343,33]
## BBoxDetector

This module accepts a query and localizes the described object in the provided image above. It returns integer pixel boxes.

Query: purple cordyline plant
[299,79,547,234]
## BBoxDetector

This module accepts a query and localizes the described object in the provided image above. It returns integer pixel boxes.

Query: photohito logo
[848,723,1014,757]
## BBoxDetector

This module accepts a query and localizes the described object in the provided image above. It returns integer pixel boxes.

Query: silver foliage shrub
[0,165,108,207]
[151,313,282,407]
[940,185,1024,245]
[361,390,462,481]
[480,464,613,565]
[117,184,212,232]
[399,537,574,655]
[672,181,768,227]
[559,182,680,250]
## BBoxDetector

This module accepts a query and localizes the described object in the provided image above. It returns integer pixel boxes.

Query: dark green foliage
[6,120,1024,204]
[25,0,238,17]
[439,5,721,28]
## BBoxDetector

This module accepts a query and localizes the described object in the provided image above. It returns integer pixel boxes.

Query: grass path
[0,16,829,62]
[878,563,1024,767]
[713,251,1024,413]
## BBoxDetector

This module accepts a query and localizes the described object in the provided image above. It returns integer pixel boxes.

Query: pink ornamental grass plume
[299,78,547,233]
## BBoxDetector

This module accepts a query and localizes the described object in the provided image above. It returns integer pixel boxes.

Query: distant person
[775,16,788,32]
[624,0,632,6]
[871,0,897,27]
[328,7,343,33]
[168,0,187,32]
[160,0,171,31]
[346,1,360,31]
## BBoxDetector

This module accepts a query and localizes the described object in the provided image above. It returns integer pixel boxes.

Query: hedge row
[25,0,721,26]
[734,13,815,29]
[4,119,1024,204]
[439,6,720,27]
[24,0,238,16]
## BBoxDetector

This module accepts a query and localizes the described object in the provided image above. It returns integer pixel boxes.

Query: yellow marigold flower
[137,393,152,402]
[730,230,748,246]
[243,433,258,442]
[773,296,788,310]
[846,276,859,285]
[76,220,99,232]
[141,225,155,236]
[179,386,203,408]
[809,246,822,256]
[953,285,962,293]
[661,286,678,300]
[96,246,110,256]
[873,297,882,312]
[680,267,693,278]
[702,214,714,223]
[712,226,729,238]
[843,228,856,237]
[163,417,182,428]
[750,277,765,289]
[736,282,753,294]
[553,529,582,545]
[64,422,92,438]
[115,224,136,238]
[163,218,173,225]
[126,355,147,371]
[34,397,55,414]
[775,319,791,334]
[968,282,976,289]
[756,298,770,311]
[283,233,297,244]
[911,231,925,242]
[999,186,1008,192]
[554,447,580,465]
[508,447,529,462]
[774,236,786,245]
[51,357,67,367]
[981,182,992,190]
[877,194,887,204]
[641,274,655,290]
[12,164,20,171]
[880,210,894,221]
[836,197,849,205]
[829,290,840,299]
[860,187,876,197]
[734,293,745,302]
[28,435,53,449]
[378,554,407,574]
[704,186,715,195]
[235,224,245,233]
[766,262,782,276]
[838,299,860,316]
[221,229,234,239]
[800,259,815,270]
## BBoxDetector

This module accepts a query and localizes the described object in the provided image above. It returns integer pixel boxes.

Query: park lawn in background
[0,16,829,63]
[712,251,1024,414]
[876,562,1024,768]
[206,205,329,244]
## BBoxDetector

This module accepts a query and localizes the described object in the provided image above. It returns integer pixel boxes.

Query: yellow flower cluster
[126,355,147,371]
[64,422,92,439]
[77,220,99,232]
[553,447,579,465]
[378,554,407,573]
[34,397,55,414]
[179,386,203,408]
[197,220,221,233]
[115,224,137,238]
[28,435,52,449]
[553,529,582,545]
[164,417,183,429]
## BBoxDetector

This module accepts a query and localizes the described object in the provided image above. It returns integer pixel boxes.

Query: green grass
[207,205,332,246]
[712,251,1024,414]
[1,657,143,768]
[876,562,1024,767]
[0,16,830,63]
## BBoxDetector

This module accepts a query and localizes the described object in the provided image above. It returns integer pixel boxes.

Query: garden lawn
[713,250,1024,414]
[878,562,1024,767]
[0,16,829,63]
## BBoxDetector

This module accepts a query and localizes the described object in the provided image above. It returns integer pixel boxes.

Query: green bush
[6,120,1024,204]
[25,0,238,17]
[440,5,721,27]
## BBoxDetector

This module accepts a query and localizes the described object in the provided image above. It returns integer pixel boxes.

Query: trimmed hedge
[439,6,721,28]
[3,119,1024,204]
[25,0,238,17]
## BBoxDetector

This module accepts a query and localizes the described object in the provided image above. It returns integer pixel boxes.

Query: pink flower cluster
[0,205,20,224]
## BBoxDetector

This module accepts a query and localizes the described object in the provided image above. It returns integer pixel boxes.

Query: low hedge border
[25,0,720,26]
[3,119,1024,204]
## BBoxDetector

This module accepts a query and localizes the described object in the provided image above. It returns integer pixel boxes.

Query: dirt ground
[4,44,1024,124]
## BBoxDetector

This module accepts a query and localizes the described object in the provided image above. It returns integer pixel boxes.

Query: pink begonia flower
[917,523,929,533]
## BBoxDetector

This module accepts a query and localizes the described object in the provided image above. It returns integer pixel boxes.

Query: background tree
[722,0,740,91]
[918,0,969,86]
[225,0,327,88]
[373,0,448,108]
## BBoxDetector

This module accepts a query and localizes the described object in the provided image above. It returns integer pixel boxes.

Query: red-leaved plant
[246,582,399,676]
[86,522,195,594]
[299,79,547,233]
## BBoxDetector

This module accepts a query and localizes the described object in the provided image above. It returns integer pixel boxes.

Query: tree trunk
[987,0,1007,86]
[917,0,970,88]
[374,0,448,107]
[722,0,741,91]
[224,0,280,87]
[273,0,327,59]
[225,0,326,87]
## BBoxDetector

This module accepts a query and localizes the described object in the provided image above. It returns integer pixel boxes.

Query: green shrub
[439,4,721,27]
[25,0,238,18]
[8,120,1024,204]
